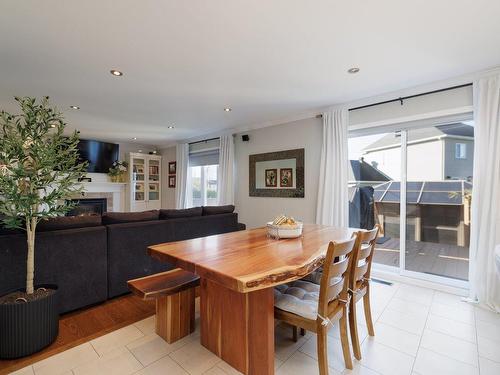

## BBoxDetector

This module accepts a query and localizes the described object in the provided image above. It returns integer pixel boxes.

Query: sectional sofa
[0,205,244,314]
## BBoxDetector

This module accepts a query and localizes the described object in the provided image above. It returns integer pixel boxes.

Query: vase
[118,173,127,183]
[0,285,59,359]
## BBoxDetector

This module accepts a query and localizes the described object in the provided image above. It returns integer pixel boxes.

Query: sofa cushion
[38,215,102,232]
[160,207,202,219]
[202,205,235,216]
[102,210,159,225]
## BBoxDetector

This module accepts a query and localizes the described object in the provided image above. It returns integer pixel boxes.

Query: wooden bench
[127,269,200,344]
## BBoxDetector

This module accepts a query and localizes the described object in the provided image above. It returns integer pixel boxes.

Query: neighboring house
[361,123,474,181]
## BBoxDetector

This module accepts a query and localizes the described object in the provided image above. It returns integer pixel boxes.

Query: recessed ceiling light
[167,125,174,129]
[224,107,232,112]
[347,67,360,74]
[110,69,123,77]
[69,105,80,110]
[132,137,137,140]
[138,149,142,153]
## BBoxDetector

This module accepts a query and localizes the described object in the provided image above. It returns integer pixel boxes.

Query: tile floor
[11,281,500,375]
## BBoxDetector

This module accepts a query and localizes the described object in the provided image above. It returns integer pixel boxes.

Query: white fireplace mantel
[81,182,127,193]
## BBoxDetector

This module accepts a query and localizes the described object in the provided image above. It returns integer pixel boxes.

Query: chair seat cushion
[274,280,320,320]
[301,269,322,284]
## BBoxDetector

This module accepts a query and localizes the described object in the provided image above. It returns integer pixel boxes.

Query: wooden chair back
[317,235,358,319]
[350,225,380,288]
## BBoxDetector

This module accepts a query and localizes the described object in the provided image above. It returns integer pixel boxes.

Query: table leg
[155,288,196,344]
[200,278,275,375]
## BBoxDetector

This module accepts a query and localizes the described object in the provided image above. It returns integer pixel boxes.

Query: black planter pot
[0,284,59,359]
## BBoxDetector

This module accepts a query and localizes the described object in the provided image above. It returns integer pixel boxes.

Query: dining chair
[274,236,359,374]
[348,225,380,360]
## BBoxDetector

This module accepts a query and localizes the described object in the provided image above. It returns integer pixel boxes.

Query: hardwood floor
[0,294,155,375]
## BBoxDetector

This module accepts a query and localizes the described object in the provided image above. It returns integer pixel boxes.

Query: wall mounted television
[77,139,119,173]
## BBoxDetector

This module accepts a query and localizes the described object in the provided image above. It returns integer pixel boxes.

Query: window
[190,164,218,207]
[188,138,219,207]
[455,143,467,159]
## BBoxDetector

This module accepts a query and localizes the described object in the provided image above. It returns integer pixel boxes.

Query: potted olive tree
[0,97,87,358]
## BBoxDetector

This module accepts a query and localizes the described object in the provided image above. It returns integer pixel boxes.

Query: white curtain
[468,73,500,312]
[217,135,235,205]
[175,143,190,209]
[316,109,349,227]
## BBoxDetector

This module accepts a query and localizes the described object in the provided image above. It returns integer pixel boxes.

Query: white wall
[350,85,472,127]
[160,146,177,208]
[117,141,156,160]
[234,117,322,229]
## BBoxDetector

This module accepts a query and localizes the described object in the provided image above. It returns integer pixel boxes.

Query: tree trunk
[26,218,36,294]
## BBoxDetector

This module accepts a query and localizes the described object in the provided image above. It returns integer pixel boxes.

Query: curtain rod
[188,137,220,146]
[315,83,473,118]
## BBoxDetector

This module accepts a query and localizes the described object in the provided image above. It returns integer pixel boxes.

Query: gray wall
[234,117,322,229]
[160,146,177,208]
[444,138,474,180]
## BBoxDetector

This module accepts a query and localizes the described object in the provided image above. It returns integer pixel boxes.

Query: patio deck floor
[373,238,469,281]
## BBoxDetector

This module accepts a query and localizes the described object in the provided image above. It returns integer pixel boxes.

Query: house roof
[373,180,472,205]
[363,123,474,152]
[349,159,391,182]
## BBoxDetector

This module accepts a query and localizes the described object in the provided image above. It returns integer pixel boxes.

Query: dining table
[148,223,355,375]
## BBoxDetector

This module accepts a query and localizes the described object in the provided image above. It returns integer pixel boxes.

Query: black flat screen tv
[77,139,119,173]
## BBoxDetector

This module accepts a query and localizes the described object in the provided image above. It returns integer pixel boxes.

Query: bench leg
[155,288,196,344]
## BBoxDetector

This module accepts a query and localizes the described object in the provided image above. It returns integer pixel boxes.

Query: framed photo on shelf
[149,165,159,175]
[168,161,176,175]
[168,175,176,188]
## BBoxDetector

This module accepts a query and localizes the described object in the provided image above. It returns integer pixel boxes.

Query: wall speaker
[242,134,250,142]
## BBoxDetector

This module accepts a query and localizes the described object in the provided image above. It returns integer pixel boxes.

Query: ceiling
[1,0,499,147]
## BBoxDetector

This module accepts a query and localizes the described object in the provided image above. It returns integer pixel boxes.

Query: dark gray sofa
[0,226,108,314]
[106,213,241,297]
[0,207,245,314]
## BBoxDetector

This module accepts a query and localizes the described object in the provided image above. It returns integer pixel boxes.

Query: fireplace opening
[67,198,107,216]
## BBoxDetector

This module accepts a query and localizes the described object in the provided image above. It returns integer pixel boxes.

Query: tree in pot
[0,97,88,358]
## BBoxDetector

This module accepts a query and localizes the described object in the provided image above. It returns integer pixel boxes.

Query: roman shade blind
[188,138,220,166]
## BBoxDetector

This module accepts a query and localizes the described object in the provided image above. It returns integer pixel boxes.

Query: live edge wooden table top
[148,224,355,375]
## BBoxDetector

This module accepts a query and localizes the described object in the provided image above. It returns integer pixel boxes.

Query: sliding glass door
[403,123,473,283]
[348,121,474,287]
[348,131,401,269]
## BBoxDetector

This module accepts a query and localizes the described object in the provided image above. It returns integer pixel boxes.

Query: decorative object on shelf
[108,160,128,182]
[169,175,176,188]
[266,215,303,239]
[168,161,176,175]
[249,148,304,198]
[0,96,88,358]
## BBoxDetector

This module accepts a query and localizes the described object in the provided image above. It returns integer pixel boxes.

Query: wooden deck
[373,238,469,281]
